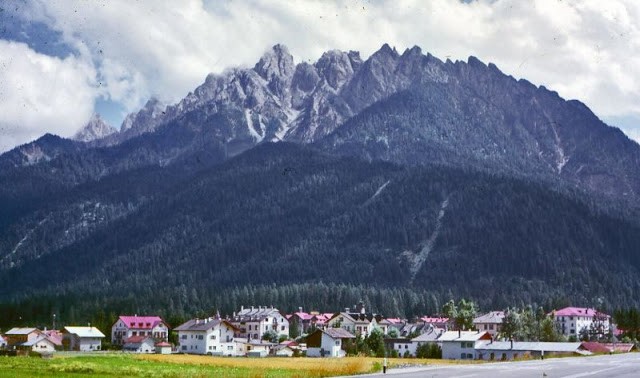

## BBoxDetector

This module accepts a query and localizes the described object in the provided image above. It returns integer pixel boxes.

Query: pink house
[111,315,169,345]
[551,307,610,338]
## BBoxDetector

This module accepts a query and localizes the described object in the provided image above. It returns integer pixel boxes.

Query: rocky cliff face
[72,114,117,142]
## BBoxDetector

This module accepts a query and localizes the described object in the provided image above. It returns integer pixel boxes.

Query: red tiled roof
[118,315,165,329]
[155,342,172,347]
[581,342,611,354]
[552,307,609,317]
[421,317,449,323]
[124,335,152,344]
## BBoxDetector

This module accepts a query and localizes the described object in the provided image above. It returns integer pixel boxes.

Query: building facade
[111,315,169,345]
[175,317,237,356]
[229,306,289,340]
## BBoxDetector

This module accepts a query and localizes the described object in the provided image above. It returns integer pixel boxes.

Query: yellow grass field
[0,353,486,378]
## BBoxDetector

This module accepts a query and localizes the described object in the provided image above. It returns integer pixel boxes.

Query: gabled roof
[580,342,611,354]
[174,318,237,332]
[421,317,449,323]
[20,335,55,347]
[323,328,356,339]
[6,327,39,335]
[411,327,445,342]
[123,335,155,347]
[604,343,635,353]
[552,307,608,317]
[437,331,491,342]
[232,306,283,322]
[473,311,505,324]
[475,341,584,352]
[64,326,106,338]
[117,315,166,329]
[155,341,172,347]
[42,330,63,346]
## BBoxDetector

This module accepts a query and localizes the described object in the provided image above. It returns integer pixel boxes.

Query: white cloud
[0,40,97,152]
[2,0,639,151]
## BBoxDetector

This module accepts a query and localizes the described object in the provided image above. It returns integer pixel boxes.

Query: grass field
[0,353,474,378]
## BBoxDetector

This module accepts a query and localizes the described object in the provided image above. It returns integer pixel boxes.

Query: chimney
[510,339,513,349]
[458,329,461,338]
[241,306,244,311]
[345,307,350,313]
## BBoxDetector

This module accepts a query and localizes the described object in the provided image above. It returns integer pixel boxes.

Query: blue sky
[1,0,639,152]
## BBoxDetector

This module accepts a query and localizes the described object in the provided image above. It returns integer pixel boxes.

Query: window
[467,353,473,359]
[461,353,466,359]
[182,345,187,351]
[211,335,216,340]
[209,346,213,350]
[132,331,137,336]
[489,324,494,330]
[484,324,487,330]
[281,326,285,331]
[181,335,187,340]
[227,346,233,350]
[336,340,340,346]
[198,335,204,340]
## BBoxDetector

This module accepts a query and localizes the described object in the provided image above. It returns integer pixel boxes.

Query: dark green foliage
[442,299,477,331]
[366,328,386,357]
[614,308,640,340]
[2,144,640,327]
[415,343,441,359]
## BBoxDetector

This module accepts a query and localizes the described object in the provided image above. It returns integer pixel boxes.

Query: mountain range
[1,44,639,325]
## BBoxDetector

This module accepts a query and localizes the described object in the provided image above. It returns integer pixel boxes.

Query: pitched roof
[411,327,445,342]
[473,311,505,324]
[421,317,449,323]
[324,328,356,339]
[118,315,165,329]
[174,318,237,332]
[42,330,63,346]
[155,341,172,347]
[475,341,584,352]
[232,307,283,322]
[64,326,106,338]
[5,327,39,335]
[123,335,155,347]
[20,335,56,347]
[552,307,608,317]
[437,331,491,342]
[580,342,611,354]
[604,343,635,353]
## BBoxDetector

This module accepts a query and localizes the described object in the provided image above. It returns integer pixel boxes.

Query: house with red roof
[551,307,610,339]
[111,315,169,345]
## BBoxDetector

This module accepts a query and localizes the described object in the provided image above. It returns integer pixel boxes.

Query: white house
[62,326,105,351]
[19,335,57,354]
[438,330,492,360]
[0,334,6,348]
[326,304,379,338]
[229,306,289,341]
[306,328,355,357]
[123,336,156,353]
[473,311,505,336]
[551,307,610,338]
[111,315,169,345]
[174,317,237,356]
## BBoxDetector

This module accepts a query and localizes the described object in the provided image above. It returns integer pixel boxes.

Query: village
[0,302,636,362]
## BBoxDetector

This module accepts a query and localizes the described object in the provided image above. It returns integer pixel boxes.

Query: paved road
[353,353,640,378]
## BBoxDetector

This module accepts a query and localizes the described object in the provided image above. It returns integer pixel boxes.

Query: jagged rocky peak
[315,49,359,91]
[121,97,166,133]
[254,44,295,80]
[73,114,117,142]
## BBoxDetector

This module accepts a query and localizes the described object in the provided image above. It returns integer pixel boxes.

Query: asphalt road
[353,353,640,378]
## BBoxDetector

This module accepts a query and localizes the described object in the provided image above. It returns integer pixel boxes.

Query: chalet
[288,309,334,335]
[17,335,57,354]
[306,328,355,357]
[229,306,289,341]
[326,303,380,338]
[438,330,492,360]
[111,315,169,345]
[123,336,156,353]
[174,317,237,356]
[475,340,587,360]
[62,326,105,351]
[473,311,505,336]
[551,307,610,338]
[4,328,42,349]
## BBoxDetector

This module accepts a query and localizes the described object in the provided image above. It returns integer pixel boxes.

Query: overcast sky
[1,0,639,152]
